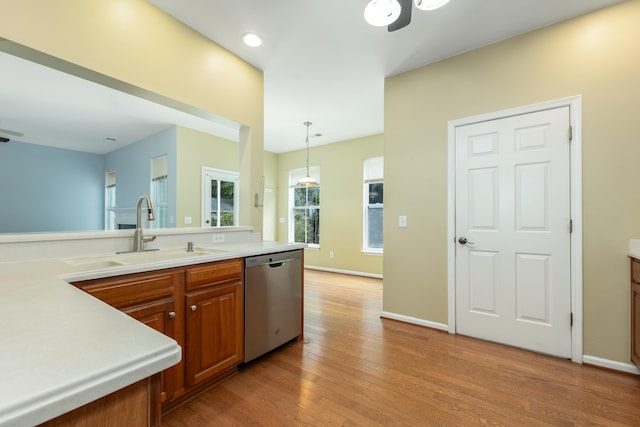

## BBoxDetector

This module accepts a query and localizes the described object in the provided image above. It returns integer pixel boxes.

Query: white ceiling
[0,0,623,155]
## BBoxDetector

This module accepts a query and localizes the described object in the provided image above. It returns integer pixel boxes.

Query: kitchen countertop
[0,240,304,427]
[629,239,640,260]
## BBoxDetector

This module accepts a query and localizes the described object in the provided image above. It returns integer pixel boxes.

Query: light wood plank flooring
[163,269,640,426]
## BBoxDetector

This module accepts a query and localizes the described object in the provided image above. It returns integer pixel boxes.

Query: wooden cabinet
[631,257,640,367]
[41,376,160,427]
[73,268,185,404]
[72,258,245,409]
[185,259,244,386]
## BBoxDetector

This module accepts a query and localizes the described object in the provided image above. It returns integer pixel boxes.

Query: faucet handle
[142,235,156,243]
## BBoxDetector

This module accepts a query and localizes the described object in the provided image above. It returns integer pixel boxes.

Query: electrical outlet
[399,215,407,228]
[279,217,285,224]
[329,251,334,259]
[184,216,192,225]
[212,234,225,243]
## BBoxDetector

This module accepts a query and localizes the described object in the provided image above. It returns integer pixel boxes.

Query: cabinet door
[632,259,640,367]
[185,281,243,386]
[123,299,177,403]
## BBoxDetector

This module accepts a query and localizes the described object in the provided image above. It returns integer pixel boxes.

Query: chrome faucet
[133,195,156,251]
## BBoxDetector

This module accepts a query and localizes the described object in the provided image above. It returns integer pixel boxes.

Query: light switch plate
[212,234,225,243]
[399,215,407,228]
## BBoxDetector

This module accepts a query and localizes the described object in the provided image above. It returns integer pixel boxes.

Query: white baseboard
[582,355,640,375]
[380,311,448,331]
[304,265,383,279]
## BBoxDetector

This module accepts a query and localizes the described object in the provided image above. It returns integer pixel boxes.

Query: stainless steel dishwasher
[244,249,302,362]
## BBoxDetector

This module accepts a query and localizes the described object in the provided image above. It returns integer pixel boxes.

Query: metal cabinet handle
[168,311,176,319]
[458,237,475,245]
[190,305,197,312]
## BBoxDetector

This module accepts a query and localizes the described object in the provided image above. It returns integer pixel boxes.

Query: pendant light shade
[364,0,401,27]
[414,0,450,11]
[297,121,318,187]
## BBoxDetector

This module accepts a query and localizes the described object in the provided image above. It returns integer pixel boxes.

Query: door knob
[458,237,475,245]
[190,305,197,312]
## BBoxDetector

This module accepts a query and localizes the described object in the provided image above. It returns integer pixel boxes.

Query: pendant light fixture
[297,121,318,187]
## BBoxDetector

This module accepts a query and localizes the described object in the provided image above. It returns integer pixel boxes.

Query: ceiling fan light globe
[415,0,450,11]
[364,0,402,27]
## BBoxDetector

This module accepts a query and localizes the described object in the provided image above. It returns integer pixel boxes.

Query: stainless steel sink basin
[64,247,225,269]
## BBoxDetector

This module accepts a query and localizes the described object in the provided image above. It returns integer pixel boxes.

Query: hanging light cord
[304,121,312,175]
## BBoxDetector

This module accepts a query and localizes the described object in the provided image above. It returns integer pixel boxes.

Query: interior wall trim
[304,265,383,279]
[582,355,640,375]
[380,311,448,331]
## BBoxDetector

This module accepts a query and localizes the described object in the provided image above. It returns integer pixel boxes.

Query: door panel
[455,106,571,358]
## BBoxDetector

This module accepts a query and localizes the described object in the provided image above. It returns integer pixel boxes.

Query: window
[105,171,116,230]
[364,157,383,252]
[151,155,168,228]
[202,167,239,227]
[289,166,320,247]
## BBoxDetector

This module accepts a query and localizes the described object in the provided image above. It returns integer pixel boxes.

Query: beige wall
[263,151,278,241]
[384,0,640,363]
[175,126,239,227]
[0,0,264,231]
[277,134,384,276]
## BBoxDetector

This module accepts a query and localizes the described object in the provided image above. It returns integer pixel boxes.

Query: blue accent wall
[104,127,177,227]
[0,141,105,233]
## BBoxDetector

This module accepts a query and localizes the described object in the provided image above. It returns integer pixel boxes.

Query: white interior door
[455,107,572,358]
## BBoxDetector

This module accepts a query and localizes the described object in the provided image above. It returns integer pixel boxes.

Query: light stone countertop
[629,239,640,260]
[0,240,304,427]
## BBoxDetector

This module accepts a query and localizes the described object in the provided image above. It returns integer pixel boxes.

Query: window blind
[364,157,384,182]
[152,155,167,181]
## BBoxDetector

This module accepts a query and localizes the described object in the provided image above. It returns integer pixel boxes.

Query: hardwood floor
[163,269,640,426]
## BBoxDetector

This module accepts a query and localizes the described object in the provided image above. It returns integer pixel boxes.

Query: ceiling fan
[364,0,451,32]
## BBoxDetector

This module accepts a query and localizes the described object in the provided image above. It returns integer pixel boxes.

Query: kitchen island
[0,232,303,427]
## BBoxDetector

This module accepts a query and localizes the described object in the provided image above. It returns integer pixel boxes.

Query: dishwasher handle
[247,258,296,268]
[267,258,295,268]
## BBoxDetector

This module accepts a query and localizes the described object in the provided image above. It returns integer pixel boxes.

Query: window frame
[288,166,320,248]
[150,155,168,229]
[201,167,240,228]
[363,157,384,254]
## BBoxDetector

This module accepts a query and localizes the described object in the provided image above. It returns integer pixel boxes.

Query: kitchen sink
[64,247,226,269]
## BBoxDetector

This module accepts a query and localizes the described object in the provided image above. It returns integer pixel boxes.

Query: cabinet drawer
[186,258,243,291]
[74,270,178,309]
[632,258,640,284]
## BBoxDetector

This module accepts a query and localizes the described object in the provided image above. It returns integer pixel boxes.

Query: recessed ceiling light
[242,32,262,48]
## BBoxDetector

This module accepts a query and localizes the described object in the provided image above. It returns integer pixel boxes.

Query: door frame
[446,96,583,363]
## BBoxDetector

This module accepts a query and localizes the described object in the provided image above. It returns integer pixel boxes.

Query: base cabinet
[72,258,244,411]
[631,258,640,367]
[40,375,160,427]
[185,259,244,386]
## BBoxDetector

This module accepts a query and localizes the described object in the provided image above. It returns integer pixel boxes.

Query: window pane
[308,208,320,244]
[220,180,235,226]
[368,182,383,204]
[293,208,306,243]
[367,206,383,248]
[307,186,320,206]
[293,187,307,206]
